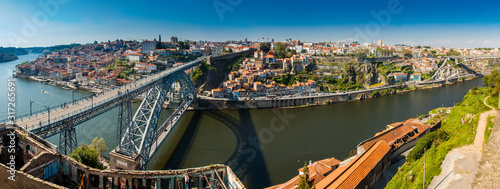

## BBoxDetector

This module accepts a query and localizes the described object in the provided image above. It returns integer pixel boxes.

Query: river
[0,54,484,188]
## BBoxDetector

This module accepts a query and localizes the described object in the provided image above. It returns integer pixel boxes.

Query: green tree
[275,42,288,58]
[484,70,500,95]
[69,144,103,169]
[178,41,190,50]
[446,49,461,56]
[89,137,108,156]
[353,48,369,58]
[260,42,271,54]
[403,49,412,58]
[297,162,312,189]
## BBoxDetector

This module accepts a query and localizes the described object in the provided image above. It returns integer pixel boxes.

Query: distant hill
[0,53,18,63]
[0,47,28,56]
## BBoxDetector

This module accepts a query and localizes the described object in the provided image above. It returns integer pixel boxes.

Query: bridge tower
[110,71,196,170]
[59,125,77,155]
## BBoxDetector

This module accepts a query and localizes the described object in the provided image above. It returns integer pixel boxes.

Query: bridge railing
[15,57,205,131]
[1,95,94,124]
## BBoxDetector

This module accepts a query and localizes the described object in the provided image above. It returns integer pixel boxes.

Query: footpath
[427,96,497,189]
[472,97,500,188]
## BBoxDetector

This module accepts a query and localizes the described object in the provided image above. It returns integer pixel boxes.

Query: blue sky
[1,0,500,48]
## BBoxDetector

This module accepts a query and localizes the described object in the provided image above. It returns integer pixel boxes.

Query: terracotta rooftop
[315,141,391,189]
[265,157,341,189]
[358,119,430,152]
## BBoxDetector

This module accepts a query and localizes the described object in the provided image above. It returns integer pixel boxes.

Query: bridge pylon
[59,125,77,155]
[110,71,196,170]
[116,101,133,155]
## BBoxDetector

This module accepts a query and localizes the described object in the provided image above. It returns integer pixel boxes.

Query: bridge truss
[116,71,196,170]
[28,59,202,157]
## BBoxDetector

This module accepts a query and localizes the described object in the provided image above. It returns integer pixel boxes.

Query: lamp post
[30,100,50,124]
[30,100,33,116]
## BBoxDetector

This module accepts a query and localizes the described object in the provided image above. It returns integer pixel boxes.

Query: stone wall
[0,163,64,189]
[198,90,374,110]
[207,49,256,66]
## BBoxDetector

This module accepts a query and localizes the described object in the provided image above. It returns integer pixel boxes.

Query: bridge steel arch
[27,58,203,156]
[116,71,196,170]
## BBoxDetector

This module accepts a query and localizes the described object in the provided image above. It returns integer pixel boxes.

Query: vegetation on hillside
[0,47,28,55]
[484,70,500,96]
[192,60,213,83]
[386,76,498,188]
[192,55,246,89]
[48,43,82,52]
[484,115,496,146]
[0,53,18,63]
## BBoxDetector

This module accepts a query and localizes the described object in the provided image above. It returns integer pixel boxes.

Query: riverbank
[269,108,445,188]
[24,75,112,93]
[196,76,477,110]
[0,56,18,63]
[0,52,20,63]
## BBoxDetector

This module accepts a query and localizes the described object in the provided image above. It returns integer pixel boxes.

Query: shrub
[407,130,449,162]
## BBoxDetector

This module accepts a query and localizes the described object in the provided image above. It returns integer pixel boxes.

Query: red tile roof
[315,141,391,189]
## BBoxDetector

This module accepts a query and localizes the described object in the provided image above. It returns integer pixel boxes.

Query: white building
[134,63,157,73]
[142,41,157,54]
[123,53,143,62]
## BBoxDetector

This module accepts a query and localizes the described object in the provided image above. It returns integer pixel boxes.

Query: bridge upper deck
[10,57,204,136]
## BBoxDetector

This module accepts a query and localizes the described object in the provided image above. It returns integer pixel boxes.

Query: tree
[260,42,271,54]
[430,50,437,56]
[403,49,412,58]
[69,144,103,169]
[353,48,369,58]
[297,162,312,189]
[301,49,307,53]
[89,137,108,156]
[156,42,163,49]
[177,41,188,49]
[484,70,500,95]
[275,42,288,58]
[446,49,461,56]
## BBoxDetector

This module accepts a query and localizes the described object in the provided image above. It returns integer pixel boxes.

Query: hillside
[0,53,18,63]
[385,73,500,188]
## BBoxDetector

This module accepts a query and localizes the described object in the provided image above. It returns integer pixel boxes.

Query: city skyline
[2,0,500,48]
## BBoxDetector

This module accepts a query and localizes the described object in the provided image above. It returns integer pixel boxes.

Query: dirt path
[427,97,497,189]
[472,97,500,188]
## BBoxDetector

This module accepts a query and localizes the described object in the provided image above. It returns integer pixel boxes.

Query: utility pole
[30,100,33,116]
[47,106,50,124]
[31,100,50,124]
[423,148,426,189]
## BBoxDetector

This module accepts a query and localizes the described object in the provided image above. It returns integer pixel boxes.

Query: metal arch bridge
[429,57,483,82]
[9,57,205,169]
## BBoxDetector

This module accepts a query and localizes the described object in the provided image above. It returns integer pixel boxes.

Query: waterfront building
[393,72,407,82]
[315,141,391,189]
[410,73,422,82]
